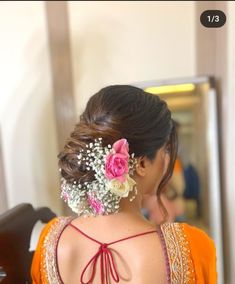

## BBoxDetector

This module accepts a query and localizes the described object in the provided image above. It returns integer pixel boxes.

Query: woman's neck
[74,190,155,229]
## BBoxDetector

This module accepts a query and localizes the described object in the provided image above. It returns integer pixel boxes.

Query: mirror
[135,76,224,282]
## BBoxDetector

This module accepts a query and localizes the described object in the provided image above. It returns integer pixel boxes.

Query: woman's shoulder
[181,223,217,265]
[159,221,215,244]
[159,222,217,283]
[43,216,73,232]
[38,216,74,248]
[31,216,73,283]
[159,221,217,259]
[34,216,73,242]
[179,222,217,256]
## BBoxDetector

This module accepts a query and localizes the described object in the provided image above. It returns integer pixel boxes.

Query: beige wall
[0,2,62,214]
[226,2,235,281]
[0,1,196,215]
[68,1,196,113]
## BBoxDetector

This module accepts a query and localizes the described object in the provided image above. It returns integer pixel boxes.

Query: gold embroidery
[160,222,196,284]
[41,216,73,284]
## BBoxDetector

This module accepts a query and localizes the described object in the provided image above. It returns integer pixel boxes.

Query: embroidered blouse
[31,217,217,284]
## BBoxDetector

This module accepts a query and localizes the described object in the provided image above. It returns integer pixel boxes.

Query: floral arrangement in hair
[60,138,138,216]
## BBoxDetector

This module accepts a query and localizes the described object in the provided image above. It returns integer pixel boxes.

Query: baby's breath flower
[60,138,137,216]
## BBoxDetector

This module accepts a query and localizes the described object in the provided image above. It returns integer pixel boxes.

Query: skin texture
[57,146,170,284]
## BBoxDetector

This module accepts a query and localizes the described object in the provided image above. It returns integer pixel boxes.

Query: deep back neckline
[55,218,169,284]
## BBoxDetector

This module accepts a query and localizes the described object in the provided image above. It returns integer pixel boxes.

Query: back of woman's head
[58,85,178,220]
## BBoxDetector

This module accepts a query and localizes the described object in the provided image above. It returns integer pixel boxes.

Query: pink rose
[113,138,129,157]
[105,139,129,182]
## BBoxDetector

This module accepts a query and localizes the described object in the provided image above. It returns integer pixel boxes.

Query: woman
[31,85,217,284]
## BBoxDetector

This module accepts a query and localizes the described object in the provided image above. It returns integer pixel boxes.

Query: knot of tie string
[80,242,120,284]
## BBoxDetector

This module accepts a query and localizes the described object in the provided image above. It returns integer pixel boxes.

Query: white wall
[0,2,62,214]
[226,1,235,281]
[68,1,196,113]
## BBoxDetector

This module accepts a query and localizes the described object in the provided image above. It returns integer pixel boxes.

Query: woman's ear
[162,150,170,176]
[135,157,148,177]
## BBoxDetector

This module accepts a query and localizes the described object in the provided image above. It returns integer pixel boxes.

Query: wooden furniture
[0,203,56,283]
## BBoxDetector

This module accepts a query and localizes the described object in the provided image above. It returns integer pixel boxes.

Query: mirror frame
[134,76,224,283]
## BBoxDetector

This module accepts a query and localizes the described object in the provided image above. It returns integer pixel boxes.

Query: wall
[0,1,62,214]
[68,1,196,113]
[0,1,196,215]
[226,1,235,281]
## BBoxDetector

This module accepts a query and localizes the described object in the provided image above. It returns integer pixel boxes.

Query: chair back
[0,203,56,283]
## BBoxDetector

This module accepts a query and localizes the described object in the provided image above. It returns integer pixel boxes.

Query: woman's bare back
[57,216,167,284]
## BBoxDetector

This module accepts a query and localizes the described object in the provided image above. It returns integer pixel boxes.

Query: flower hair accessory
[60,138,138,216]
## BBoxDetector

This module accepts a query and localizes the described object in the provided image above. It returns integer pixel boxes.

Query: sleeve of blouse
[183,223,218,284]
[30,217,58,284]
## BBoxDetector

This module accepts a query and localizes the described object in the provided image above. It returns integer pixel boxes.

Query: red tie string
[80,243,119,284]
[69,223,158,284]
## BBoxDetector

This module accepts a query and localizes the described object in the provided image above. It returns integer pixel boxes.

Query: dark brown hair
[58,85,178,222]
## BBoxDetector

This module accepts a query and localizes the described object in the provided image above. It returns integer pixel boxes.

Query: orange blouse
[31,217,217,284]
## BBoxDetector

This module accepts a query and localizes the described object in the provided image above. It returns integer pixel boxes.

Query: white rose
[106,174,136,197]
